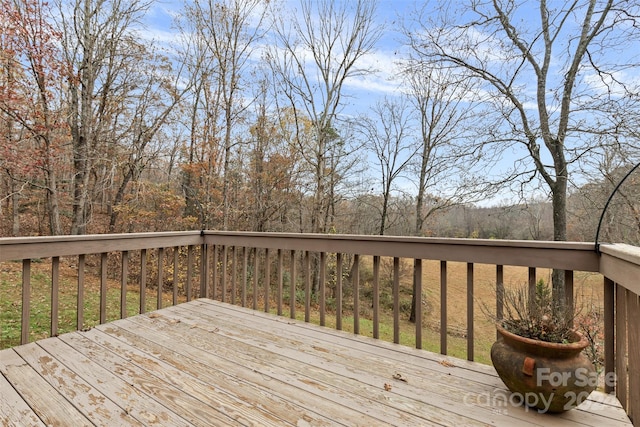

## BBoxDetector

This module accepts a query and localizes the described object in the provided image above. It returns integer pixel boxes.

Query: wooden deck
[0,299,633,426]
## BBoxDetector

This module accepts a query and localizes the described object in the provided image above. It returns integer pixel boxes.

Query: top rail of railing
[598,243,640,295]
[1,231,601,271]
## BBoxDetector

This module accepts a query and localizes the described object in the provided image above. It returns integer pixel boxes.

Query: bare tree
[58,0,153,234]
[356,97,416,235]
[405,0,640,300]
[106,47,189,232]
[177,0,268,229]
[269,0,382,234]
[400,64,483,238]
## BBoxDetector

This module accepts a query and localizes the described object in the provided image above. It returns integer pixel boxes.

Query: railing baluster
[393,257,400,344]
[157,247,164,309]
[496,264,504,340]
[373,256,380,339]
[21,259,31,345]
[77,254,85,330]
[353,254,360,335]
[51,256,59,337]
[528,267,536,308]
[172,248,179,306]
[615,282,628,411]
[277,249,283,316]
[415,259,422,350]
[335,253,342,330]
[242,247,248,308]
[565,269,574,315]
[100,252,107,324]
[264,248,271,313]
[304,251,311,323]
[186,245,193,302]
[212,245,218,300]
[290,250,296,319]
[140,249,147,312]
[253,248,259,311]
[628,291,640,423]
[467,262,474,361]
[122,251,129,318]
[440,260,447,354]
[319,251,326,327]
[604,277,615,394]
[201,243,209,299]
[231,246,237,305]
[221,245,227,303]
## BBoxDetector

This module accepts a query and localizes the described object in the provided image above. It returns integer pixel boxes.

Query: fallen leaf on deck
[383,383,392,391]
[148,313,161,319]
[392,373,408,382]
[439,360,456,367]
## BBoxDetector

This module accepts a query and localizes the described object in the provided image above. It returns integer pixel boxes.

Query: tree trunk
[551,173,568,306]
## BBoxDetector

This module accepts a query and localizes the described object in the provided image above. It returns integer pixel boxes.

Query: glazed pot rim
[496,324,589,350]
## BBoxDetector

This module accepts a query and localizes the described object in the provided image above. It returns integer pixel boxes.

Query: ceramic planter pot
[491,325,596,413]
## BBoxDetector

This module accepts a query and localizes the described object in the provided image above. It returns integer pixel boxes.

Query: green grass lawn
[0,260,186,348]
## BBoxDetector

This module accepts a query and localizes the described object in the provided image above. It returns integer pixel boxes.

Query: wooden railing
[0,231,638,423]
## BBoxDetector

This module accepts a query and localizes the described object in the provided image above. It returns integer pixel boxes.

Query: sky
[143,0,414,109]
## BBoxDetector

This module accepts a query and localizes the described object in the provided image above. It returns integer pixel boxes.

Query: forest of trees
[1,0,639,246]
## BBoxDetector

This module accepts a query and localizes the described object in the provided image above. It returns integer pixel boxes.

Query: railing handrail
[598,243,640,295]
[0,231,203,261]
[1,231,601,271]
[203,232,600,271]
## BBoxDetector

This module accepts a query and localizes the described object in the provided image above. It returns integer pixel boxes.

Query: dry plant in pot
[488,280,597,413]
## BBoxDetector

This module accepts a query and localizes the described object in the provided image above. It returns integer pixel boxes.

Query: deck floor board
[0,298,633,427]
